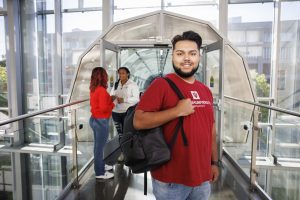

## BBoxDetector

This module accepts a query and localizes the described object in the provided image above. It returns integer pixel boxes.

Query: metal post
[70,109,79,188]
[102,0,113,31]
[250,108,260,189]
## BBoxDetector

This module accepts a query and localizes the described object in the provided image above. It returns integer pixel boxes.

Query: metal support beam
[6,0,27,199]
[102,0,113,31]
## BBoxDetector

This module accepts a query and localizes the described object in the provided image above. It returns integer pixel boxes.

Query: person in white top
[110,67,140,135]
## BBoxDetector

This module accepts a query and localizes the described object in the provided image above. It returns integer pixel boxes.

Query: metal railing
[0,99,91,200]
[0,99,89,126]
[224,95,300,200]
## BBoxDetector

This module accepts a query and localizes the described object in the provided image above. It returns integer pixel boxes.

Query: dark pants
[112,112,127,135]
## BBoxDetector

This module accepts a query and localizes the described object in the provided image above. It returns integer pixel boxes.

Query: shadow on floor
[64,163,237,200]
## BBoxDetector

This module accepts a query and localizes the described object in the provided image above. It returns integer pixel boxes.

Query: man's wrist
[211,160,222,167]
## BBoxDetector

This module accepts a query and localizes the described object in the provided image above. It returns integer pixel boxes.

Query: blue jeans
[89,117,109,176]
[152,178,211,200]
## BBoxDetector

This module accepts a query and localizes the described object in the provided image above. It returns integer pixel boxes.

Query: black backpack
[120,77,188,194]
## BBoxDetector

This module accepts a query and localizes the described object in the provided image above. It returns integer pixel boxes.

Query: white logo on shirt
[191,91,200,99]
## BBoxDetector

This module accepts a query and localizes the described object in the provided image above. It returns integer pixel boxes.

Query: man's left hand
[210,165,219,183]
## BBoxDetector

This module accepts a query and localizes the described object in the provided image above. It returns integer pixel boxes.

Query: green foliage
[0,60,8,109]
[256,74,270,97]
[0,95,8,107]
[0,58,7,87]
[0,66,7,83]
[255,74,270,123]
[0,59,6,67]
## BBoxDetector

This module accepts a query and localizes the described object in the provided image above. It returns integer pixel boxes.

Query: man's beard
[172,62,199,78]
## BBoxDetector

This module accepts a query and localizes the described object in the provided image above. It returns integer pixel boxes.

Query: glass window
[83,0,101,8]
[228,2,273,98]
[277,69,286,90]
[114,0,161,21]
[36,0,54,11]
[0,16,8,122]
[61,0,78,9]
[264,31,272,42]
[27,154,68,200]
[20,0,57,111]
[62,12,101,32]
[247,46,262,58]
[62,11,102,94]
[164,0,219,27]
[228,30,245,43]
[277,1,300,111]
[61,0,101,9]
[0,153,12,198]
[37,13,57,109]
[246,30,260,42]
[263,47,271,59]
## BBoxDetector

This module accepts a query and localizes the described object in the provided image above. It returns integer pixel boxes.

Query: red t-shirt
[136,73,214,187]
[90,86,114,118]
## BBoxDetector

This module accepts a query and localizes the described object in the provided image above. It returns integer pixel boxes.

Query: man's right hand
[176,98,194,117]
[134,98,194,130]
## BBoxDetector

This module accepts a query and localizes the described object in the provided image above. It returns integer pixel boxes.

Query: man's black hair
[171,30,202,50]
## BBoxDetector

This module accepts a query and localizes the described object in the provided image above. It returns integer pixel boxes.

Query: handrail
[0,99,89,126]
[225,95,300,117]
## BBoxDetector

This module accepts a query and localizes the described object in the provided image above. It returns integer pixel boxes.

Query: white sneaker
[96,171,114,179]
[105,165,113,171]
[118,153,125,162]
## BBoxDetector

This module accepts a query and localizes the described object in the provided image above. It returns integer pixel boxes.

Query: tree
[256,74,270,97]
[0,60,8,109]
[0,66,7,90]
[255,74,270,122]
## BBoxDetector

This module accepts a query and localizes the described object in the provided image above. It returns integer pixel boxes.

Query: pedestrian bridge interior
[1,10,300,200]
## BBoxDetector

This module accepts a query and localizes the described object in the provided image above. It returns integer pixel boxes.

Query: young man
[133,31,219,200]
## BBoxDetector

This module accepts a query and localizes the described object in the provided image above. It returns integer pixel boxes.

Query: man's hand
[175,98,195,117]
[210,165,219,183]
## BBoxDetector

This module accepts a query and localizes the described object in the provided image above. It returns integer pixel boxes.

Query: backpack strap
[144,171,147,195]
[163,77,188,147]
[163,77,185,99]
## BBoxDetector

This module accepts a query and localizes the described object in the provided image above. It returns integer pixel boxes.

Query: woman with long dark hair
[89,67,115,179]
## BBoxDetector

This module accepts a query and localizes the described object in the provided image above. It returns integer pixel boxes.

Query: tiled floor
[64,163,238,200]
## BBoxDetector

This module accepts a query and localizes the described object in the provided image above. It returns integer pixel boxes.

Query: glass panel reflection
[0,17,8,123]
[205,50,220,96]
[164,14,221,45]
[105,49,118,89]
[25,118,59,144]
[27,154,70,200]
[69,44,100,102]
[223,99,255,177]
[0,152,12,200]
[257,169,300,200]
[164,0,219,27]
[104,14,160,42]
[74,104,94,173]
[62,12,101,95]
[114,0,160,21]
[277,1,300,112]
[224,44,254,101]
[274,122,300,159]
[120,48,173,92]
